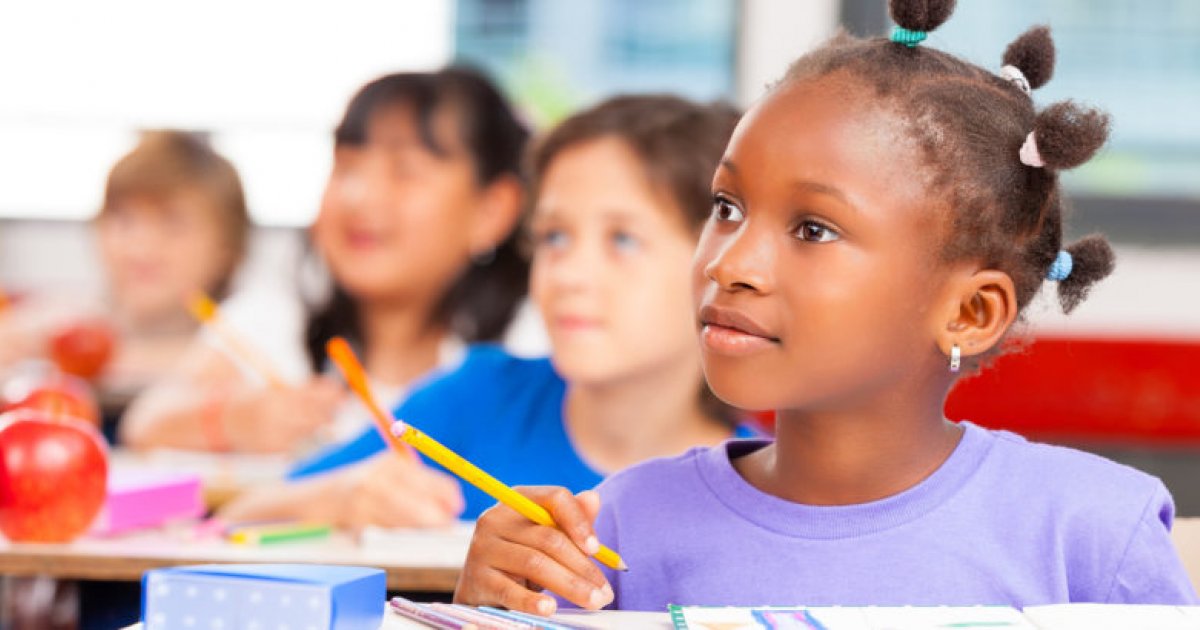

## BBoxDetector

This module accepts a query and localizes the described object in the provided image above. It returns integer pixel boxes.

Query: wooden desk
[0,524,472,592]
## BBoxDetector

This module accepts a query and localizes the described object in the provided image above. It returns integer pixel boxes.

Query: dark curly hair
[782,0,1115,319]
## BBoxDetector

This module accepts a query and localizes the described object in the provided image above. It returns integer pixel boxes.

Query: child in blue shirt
[292,347,759,519]
[453,0,1198,615]
[229,96,755,526]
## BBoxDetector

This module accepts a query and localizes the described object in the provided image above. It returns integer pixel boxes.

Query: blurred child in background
[0,131,249,428]
[120,67,532,456]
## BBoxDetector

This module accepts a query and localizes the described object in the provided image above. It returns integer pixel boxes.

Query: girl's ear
[468,174,525,257]
[934,269,1019,361]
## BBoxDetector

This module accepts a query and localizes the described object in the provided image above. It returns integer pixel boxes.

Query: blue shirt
[290,345,757,519]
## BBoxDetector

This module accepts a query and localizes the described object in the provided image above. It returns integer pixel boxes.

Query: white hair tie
[1000,65,1032,96]
[1019,131,1045,168]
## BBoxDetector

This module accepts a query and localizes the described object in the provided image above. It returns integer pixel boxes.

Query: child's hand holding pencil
[454,486,614,616]
[323,336,623,617]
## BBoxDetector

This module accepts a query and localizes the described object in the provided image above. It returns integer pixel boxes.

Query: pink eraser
[91,470,204,536]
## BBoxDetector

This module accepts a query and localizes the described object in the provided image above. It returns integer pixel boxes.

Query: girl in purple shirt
[454,0,1198,615]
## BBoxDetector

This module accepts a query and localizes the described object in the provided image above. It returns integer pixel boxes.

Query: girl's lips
[345,231,385,250]
[697,303,780,356]
[555,316,602,332]
[701,323,779,356]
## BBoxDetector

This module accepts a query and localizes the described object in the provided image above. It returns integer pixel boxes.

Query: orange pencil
[324,337,417,460]
[186,291,284,387]
[326,337,628,571]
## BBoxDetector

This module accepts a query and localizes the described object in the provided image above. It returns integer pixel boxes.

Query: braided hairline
[779,34,1063,311]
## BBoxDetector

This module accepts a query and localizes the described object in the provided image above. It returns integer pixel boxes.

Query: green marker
[228,522,331,545]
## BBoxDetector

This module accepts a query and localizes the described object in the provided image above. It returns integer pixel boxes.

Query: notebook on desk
[668,604,1200,630]
[670,604,1032,629]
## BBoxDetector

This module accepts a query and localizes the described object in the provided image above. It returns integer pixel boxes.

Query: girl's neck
[564,358,730,474]
[358,296,448,387]
[740,375,962,506]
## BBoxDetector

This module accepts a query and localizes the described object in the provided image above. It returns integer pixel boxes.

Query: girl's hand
[336,452,465,531]
[454,487,613,616]
[222,376,342,452]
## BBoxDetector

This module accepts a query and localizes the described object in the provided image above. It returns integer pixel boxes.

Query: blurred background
[0,0,1197,503]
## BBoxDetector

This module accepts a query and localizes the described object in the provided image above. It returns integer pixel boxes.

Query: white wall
[736,0,840,105]
[0,0,453,227]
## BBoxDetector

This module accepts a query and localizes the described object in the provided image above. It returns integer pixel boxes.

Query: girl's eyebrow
[600,209,644,224]
[791,180,854,210]
[720,158,857,214]
[527,206,560,223]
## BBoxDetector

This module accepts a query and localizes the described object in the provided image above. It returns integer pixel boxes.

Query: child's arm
[218,452,464,529]
[120,344,340,452]
[454,487,614,616]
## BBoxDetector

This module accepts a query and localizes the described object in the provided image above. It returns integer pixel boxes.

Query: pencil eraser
[389,420,407,437]
[142,564,384,630]
[91,470,204,536]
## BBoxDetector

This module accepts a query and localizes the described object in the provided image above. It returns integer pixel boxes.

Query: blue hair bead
[1046,250,1073,282]
[890,26,928,48]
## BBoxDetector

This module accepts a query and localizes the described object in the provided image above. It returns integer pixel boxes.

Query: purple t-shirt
[582,422,1197,611]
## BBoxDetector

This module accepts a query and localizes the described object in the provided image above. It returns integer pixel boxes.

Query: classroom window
[454,0,738,124]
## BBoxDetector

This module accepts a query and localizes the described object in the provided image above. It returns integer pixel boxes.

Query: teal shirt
[290,345,757,519]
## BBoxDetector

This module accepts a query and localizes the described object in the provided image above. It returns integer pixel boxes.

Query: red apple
[48,319,116,380]
[0,409,108,542]
[3,372,101,428]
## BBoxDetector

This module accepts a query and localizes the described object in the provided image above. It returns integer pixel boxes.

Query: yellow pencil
[326,337,628,572]
[186,291,285,387]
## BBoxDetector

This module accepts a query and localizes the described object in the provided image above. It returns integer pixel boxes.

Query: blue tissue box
[142,564,385,630]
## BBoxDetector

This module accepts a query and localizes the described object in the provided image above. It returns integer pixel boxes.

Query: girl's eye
[611,231,639,253]
[712,196,745,223]
[795,220,840,243]
[535,228,569,249]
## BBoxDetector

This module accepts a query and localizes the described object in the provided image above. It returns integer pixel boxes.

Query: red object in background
[48,319,116,380]
[743,409,776,434]
[0,409,108,542]
[3,373,101,428]
[945,336,1200,445]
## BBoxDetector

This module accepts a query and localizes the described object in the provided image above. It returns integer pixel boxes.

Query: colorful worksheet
[669,605,1035,630]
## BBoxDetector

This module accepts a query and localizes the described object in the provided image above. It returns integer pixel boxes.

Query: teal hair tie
[1046,250,1073,282]
[890,26,927,48]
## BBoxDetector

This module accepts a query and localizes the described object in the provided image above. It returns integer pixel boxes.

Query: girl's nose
[704,223,775,295]
[546,236,601,293]
[334,173,368,209]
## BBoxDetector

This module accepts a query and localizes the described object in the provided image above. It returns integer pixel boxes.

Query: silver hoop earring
[949,344,962,373]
